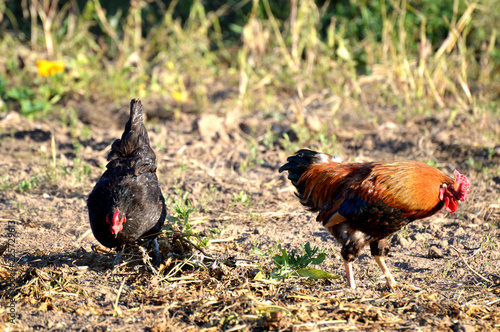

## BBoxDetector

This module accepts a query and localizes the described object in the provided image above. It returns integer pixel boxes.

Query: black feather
[279,149,331,193]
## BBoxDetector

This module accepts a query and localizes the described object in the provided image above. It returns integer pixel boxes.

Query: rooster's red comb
[453,170,470,201]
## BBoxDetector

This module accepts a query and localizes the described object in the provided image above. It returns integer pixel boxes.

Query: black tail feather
[279,149,333,196]
[108,99,151,162]
[125,98,150,146]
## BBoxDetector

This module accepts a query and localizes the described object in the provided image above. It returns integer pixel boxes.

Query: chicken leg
[113,244,125,266]
[344,260,356,289]
[151,238,162,266]
[374,255,397,290]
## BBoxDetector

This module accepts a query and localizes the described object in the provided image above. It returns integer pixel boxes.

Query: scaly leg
[344,260,356,289]
[151,237,162,267]
[113,245,125,266]
[374,255,397,290]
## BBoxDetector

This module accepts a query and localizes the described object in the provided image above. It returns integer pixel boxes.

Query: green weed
[70,158,92,182]
[401,226,408,238]
[11,200,25,211]
[0,176,12,190]
[481,233,495,250]
[232,191,251,206]
[18,176,41,193]
[272,242,326,273]
[239,142,264,174]
[253,241,337,281]
[426,159,438,168]
[199,184,219,211]
[165,189,199,234]
[441,260,452,279]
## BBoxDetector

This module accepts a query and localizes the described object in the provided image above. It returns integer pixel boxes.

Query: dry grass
[2,237,500,330]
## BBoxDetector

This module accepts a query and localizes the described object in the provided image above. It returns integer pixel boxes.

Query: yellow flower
[36,60,65,77]
[172,91,189,102]
[138,83,147,98]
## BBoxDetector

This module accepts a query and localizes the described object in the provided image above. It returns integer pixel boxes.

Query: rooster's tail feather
[279,149,340,198]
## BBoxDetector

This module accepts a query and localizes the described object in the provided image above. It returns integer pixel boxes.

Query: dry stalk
[77,229,92,243]
[28,0,39,51]
[160,255,196,281]
[139,246,159,276]
[39,0,59,57]
[261,0,296,71]
[93,0,122,51]
[435,2,477,59]
[113,276,127,317]
[450,246,491,284]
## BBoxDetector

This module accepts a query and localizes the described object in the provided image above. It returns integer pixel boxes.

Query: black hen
[88,99,166,266]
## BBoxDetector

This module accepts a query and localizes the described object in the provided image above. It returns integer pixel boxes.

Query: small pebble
[410,232,426,242]
[428,246,444,259]
[452,323,475,332]
[399,237,410,248]
[393,233,410,248]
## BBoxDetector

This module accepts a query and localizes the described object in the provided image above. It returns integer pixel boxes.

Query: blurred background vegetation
[0,0,498,121]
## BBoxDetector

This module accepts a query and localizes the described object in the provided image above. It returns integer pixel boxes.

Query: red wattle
[445,195,458,213]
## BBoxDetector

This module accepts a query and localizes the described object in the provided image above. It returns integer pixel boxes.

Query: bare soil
[0,95,499,331]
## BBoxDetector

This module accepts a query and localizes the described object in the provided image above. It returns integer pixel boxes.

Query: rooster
[88,99,166,266]
[279,149,470,290]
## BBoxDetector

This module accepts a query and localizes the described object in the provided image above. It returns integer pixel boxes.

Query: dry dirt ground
[0,95,499,331]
